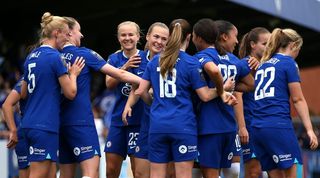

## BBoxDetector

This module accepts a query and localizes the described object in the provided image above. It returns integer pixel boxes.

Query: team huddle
[1,11,319,178]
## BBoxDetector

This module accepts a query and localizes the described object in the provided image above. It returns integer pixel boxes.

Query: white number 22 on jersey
[28,63,36,93]
[254,67,275,100]
[157,67,176,98]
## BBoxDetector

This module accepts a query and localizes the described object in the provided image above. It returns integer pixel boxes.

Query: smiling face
[146,25,169,55]
[117,23,140,51]
[223,26,238,53]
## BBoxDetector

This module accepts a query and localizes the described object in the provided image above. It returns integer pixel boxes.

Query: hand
[221,91,238,106]
[307,130,319,150]
[238,127,249,145]
[224,77,235,92]
[122,105,132,126]
[69,57,85,76]
[6,130,18,149]
[248,56,260,70]
[122,54,141,70]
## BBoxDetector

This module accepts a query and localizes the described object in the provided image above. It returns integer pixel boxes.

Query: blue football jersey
[142,51,206,135]
[22,45,68,133]
[60,45,107,126]
[195,48,250,135]
[108,50,147,126]
[253,53,300,128]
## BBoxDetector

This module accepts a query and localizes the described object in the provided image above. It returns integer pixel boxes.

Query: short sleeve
[52,54,68,78]
[83,49,107,71]
[286,61,300,83]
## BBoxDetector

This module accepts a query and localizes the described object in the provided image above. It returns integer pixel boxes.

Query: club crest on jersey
[121,83,132,96]
[90,50,104,61]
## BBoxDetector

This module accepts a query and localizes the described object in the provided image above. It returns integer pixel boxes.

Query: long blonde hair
[261,28,302,62]
[159,19,191,78]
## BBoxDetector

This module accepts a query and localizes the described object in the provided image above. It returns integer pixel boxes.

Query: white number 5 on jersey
[28,63,36,93]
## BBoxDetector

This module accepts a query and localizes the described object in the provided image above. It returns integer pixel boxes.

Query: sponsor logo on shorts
[107,141,112,148]
[228,152,233,160]
[187,145,197,153]
[17,156,28,162]
[135,146,140,153]
[74,147,81,156]
[179,145,187,154]
[272,155,279,163]
[81,146,93,153]
[279,154,292,162]
[242,148,251,155]
[30,147,46,156]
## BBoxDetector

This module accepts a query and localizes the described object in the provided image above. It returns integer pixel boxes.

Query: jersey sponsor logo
[273,155,279,163]
[228,152,233,160]
[121,83,132,96]
[73,147,81,156]
[179,145,187,154]
[106,141,112,148]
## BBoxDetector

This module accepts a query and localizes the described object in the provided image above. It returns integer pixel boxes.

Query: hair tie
[175,23,181,27]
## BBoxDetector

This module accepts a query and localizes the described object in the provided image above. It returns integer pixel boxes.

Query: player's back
[146,51,203,135]
[253,53,300,128]
[22,46,67,133]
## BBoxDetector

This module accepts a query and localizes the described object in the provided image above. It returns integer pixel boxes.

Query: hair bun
[41,12,53,28]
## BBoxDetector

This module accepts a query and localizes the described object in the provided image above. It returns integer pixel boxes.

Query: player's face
[56,24,70,50]
[146,26,169,54]
[70,22,83,47]
[252,32,270,59]
[224,26,238,53]
[118,24,140,51]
